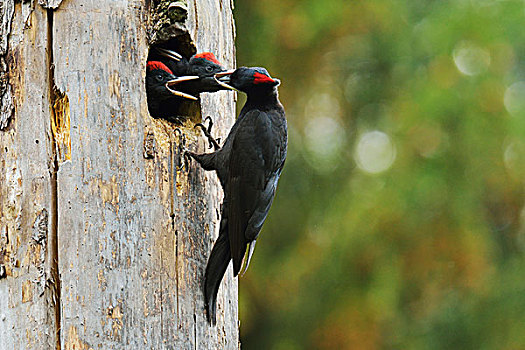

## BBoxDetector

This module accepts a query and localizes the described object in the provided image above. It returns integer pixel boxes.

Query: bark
[0,0,238,349]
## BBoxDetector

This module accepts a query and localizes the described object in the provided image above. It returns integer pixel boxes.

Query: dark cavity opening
[146,34,201,125]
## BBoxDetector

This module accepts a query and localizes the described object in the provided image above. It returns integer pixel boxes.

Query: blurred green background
[233,0,525,349]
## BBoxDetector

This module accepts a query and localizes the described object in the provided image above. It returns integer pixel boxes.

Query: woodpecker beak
[156,47,182,62]
[214,70,236,90]
[166,76,200,100]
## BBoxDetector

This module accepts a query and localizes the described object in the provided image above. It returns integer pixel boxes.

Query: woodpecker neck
[245,86,280,108]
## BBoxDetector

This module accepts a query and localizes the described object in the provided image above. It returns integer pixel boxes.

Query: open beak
[156,47,182,62]
[166,76,200,100]
[214,70,236,90]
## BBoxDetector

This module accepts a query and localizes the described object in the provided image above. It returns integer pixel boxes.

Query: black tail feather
[204,230,231,324]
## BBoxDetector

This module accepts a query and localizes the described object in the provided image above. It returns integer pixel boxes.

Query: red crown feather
[194,52,222,65]
[147,61,173,75]
[253,72,275,84]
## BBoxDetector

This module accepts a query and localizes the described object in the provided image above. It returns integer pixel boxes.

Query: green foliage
[235,0,525,348]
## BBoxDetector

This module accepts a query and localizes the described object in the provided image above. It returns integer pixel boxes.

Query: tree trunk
[0,0,238,348]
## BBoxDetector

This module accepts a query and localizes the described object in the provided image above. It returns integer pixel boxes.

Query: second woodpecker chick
[155,49,230,98]
[165,51,228,95]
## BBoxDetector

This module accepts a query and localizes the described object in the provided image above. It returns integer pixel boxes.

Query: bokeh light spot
[354,131,396,174]
[504,81,525,116]
[305,92,341,120]
[503,139,525,178]
[304,116,346,172]
[453,41,491,76]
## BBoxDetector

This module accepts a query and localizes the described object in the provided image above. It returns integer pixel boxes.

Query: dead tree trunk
[0,0,238,348]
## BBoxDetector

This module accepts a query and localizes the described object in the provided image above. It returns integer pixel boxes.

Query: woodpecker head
[146,61,200,101]
[188,52,224,76]
[146,61,175,99]
[182,52,231,93]
[214,67,280,93]
[153,49,231,96]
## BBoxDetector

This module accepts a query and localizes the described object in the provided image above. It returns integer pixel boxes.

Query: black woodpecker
[146,50,229,120]
[187,67,287,324]
[145,61,195,118]
[155,49,228,98]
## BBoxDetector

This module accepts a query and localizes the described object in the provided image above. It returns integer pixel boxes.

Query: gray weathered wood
[1,0,238,348]
[0,2,58,349]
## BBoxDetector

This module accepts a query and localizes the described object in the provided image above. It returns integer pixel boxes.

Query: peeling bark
[0,0,14,55]
[0,0,14,131]
[0,81,13,130]
[1,0,238,348]
[38,0,63,10]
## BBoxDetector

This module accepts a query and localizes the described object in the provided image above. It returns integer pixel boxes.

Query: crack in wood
[193,312,197,350]
[50,89,71,163]
[175,227,180,325]
[46,8,62,350]
[160,249,164,340]
[169,135,181,325]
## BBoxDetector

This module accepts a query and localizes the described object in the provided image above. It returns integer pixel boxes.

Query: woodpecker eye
[156,74,163,82]
[206,66,214,73]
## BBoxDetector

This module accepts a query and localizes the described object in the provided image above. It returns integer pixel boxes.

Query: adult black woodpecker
[145,50,228,120]
[186,67,287,324]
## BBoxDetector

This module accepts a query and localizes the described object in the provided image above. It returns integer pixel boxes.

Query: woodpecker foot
[174,128,190,171]
[195,116,221,151]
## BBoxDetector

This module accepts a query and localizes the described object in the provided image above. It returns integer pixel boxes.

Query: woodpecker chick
[187,67,287,324]
[146,50,231,121]
[145,61,199,119]
[156,49,229,97]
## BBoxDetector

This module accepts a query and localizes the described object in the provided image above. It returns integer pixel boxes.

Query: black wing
[227,109,286,276]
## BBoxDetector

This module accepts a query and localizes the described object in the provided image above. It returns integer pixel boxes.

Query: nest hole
[146,33,202,125]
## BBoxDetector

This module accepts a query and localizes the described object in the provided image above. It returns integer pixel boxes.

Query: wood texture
[0,0,14,130]
[0,2,57,348]
[1,0,238,348]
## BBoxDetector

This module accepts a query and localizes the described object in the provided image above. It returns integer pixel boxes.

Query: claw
[195,116,213,134]
[181,152,191,171]
[195,116,221,150]
[174,127,184,139]
[203,116,213,129]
